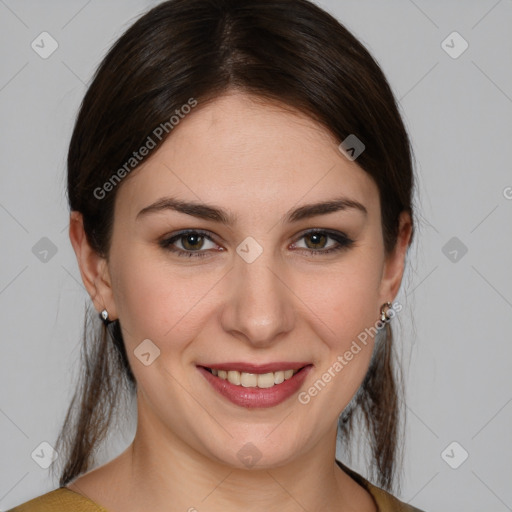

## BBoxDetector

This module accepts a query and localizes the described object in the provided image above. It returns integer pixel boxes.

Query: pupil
[183,234,203,250]
[307,233,326,249]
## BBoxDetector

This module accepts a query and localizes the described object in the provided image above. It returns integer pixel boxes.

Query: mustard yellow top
[7,461,425,512]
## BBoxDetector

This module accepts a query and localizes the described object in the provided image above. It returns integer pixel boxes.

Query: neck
[105,397,375,512]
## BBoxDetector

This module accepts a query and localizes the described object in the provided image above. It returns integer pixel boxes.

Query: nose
[220,250,296,347]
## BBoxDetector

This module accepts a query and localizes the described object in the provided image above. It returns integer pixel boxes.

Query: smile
[205,367,300,388]
[197,364,313,408]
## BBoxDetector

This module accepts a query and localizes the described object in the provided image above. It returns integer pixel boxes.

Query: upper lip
[198,362,312,374]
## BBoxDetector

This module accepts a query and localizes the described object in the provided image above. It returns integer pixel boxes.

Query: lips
[205,367,300,388]
[197,363,313,408]
[199,361,311,373]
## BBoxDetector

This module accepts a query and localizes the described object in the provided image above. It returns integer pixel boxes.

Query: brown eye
[304,232,328,250]
[180,233,205,251]
[159,230,218,258]
[292,229,355,256]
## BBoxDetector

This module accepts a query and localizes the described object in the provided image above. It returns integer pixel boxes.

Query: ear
[69,211,118,320]
[378,211,413,304]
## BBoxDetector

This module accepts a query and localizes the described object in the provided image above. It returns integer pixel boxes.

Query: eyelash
[159,229,355,259]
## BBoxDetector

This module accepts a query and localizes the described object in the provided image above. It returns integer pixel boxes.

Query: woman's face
[97,91,409,468]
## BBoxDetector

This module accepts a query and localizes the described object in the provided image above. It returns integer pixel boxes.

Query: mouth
[200,365,307,389]
[196,363,313,408]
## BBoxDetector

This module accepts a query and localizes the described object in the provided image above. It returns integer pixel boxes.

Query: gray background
[1,1,511,511]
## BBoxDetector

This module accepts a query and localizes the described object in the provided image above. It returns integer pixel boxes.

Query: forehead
[115,92,380,223]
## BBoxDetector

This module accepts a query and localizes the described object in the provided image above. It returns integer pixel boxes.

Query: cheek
[294,253,383,402]
[110,228,384,367]
[110,247,220,349]
[298,252,384,344]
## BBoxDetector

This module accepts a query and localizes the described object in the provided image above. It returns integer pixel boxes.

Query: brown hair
[54,0,416,493]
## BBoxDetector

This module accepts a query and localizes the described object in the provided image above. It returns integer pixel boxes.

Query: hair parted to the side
[53,0,416,493]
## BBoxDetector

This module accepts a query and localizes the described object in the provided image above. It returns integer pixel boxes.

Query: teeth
[227,370,240,385]
[209,368,300,388]
[274,371,285,385]
[284,369,294,379]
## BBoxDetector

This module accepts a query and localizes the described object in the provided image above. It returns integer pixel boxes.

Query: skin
[68,91,412,512]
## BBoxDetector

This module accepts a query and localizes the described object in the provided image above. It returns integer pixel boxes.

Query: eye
[159,230,220,258]
[159,228,354,259]
[291,229,354,255]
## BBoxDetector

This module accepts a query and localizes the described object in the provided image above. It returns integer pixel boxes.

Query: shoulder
[364,483,426,512]
[336,459,426,512]
[6,487,108,512]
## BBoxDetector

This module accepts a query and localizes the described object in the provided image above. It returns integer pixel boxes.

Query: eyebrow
[136,196,367,224]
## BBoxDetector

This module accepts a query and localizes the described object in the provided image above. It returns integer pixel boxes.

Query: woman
[9,0,424,510]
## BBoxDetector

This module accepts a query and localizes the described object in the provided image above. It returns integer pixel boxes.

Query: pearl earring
[100,309,112,325]
[380,302,393,323]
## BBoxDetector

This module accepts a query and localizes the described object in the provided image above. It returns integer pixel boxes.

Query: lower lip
[197,365,313,408]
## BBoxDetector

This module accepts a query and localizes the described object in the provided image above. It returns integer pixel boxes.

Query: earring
[100,308,112,325]
[380,301,393,323]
